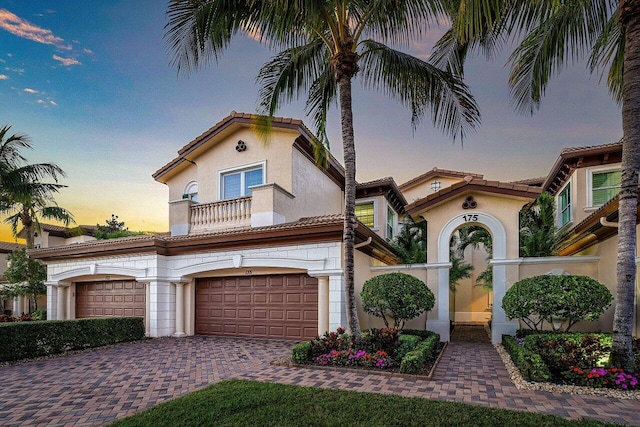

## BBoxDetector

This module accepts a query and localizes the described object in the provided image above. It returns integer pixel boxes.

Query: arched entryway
[436,212,517,343]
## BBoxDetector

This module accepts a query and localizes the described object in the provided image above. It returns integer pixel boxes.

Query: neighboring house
[0,241,25,314]
[27,111,638,344]
[18,223,98,249]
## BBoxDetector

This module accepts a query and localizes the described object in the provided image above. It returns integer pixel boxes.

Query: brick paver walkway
[1,327,639,426]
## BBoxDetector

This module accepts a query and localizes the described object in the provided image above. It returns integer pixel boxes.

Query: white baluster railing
[190,197,252,232]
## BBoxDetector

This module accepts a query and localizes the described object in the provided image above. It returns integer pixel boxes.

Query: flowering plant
[315,349,393,369]
[563,366,639,390]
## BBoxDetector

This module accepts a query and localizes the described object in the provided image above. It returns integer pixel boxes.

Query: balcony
[190,197,252,232]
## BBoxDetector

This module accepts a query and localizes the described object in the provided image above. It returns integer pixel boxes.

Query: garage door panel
[76,280,145,322]
[195,274,317,340]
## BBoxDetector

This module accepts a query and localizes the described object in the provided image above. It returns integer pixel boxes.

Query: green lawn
[110,380,616,427]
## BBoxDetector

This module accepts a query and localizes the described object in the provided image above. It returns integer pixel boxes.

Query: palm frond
[165,0,257,74]
[589,11,624,103]
[360,40,480,141]
[507,0,611,113]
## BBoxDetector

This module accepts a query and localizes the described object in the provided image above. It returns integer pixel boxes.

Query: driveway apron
[1,327,639,426]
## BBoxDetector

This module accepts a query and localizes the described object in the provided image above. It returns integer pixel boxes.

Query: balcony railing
[190,197,252,232]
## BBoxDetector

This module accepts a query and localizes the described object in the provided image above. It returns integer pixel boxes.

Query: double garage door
[76,281,145,319]
[196,274,318,340]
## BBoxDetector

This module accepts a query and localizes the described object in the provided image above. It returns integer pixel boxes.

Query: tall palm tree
[2,180,74,248]
[435,0,638,370]
[165,0,481,338]
[0,126,65,195]
[0,126,74,247]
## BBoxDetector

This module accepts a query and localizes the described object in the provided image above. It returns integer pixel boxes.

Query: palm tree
[520,192,560,257]
[165,1,481,338]
[0,126,74,247]
[435,0,638,371]
[2,181,74,248]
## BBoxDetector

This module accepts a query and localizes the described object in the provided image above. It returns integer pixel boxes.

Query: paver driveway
[0,336,294,426]
[2,327,640,426]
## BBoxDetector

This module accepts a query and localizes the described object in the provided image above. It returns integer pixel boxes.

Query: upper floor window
[591,169,621,207]
[558,182,571,227]
[386,206,396,239]
[220,164,264,199]
[184,181,198,202]
[355,201,375,228]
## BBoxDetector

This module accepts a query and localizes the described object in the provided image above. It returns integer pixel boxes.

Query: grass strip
[110,379,615,427]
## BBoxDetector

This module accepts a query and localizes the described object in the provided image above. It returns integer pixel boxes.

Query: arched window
[184,181,198,202]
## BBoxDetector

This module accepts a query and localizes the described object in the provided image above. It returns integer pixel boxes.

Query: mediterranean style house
[28,112,635,344]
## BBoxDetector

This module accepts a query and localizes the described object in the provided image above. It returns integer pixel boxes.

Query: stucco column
[317,276,329,335]
[147,279,174,337]
[56,286,65,320]
[13,296,23,317]
[174,283,186,337]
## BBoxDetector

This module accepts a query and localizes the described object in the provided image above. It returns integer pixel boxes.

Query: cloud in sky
[53,54,81,66]
[0,8,71,50]
[0,74,7,80]
[24,88,38,94]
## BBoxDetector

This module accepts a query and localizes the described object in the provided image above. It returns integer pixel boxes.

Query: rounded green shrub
[502,274,613,332]
[361,272,435,329]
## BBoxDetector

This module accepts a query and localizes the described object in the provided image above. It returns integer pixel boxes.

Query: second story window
[591,169,621,207]
[221,165,264,199]
[386,206,396,239]
[355,201,375,228]
[558,182,571,227]
[184,181,198,202]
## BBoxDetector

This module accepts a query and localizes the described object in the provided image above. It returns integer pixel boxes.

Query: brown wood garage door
[76,281,145,319]
[195,274,318,340]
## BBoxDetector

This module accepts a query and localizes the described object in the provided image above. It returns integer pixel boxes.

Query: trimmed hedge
[502,335,551,382]
[292,342,311,364]
[401,329,435,340]
[399,333,440,374]
[0,317,145,362]
[395,334,422,361]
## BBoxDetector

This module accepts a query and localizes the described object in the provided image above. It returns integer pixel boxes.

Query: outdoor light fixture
[431,179,441,192]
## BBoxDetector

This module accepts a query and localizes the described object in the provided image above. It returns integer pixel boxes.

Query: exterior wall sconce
[431,179,441,192]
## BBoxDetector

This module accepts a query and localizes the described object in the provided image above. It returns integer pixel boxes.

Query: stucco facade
[27,113,639,344]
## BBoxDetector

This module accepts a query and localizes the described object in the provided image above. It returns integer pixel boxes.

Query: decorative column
[56,285,65,320]
[13,296,23,317]
[174,282,186,337]
[317,276,329,335]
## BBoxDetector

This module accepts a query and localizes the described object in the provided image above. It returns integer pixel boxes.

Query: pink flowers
[315,348,393,369]
[565,366,639,390]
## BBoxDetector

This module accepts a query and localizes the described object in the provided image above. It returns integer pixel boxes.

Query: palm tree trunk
[338,74,361,340]
[611,0,640,371]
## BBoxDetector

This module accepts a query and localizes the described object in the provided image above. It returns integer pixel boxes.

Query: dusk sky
[0,1,622,242]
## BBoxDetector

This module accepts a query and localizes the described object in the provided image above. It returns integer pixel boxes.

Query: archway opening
[449,224,493,325]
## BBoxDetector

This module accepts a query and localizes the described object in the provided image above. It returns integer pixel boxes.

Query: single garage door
[76,281,145,319]
[195,274,318,340]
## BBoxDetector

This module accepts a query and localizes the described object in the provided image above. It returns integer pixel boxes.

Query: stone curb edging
[270,342,448,381]
[494,342,640,400]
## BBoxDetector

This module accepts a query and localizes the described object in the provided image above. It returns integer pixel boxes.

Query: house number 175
[463,214,478,222]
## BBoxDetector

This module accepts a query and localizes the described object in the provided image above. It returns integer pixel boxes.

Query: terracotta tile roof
[19,223,98,239]
[399,167,483,191]
[356,177,408,214]
[405,178,541,215]
[28,214,399,265]
[152,111,344,183]
[543,140,623,194]
[511,177,545,187]
[559,140,623,155]
[163,214,345,242]
[0,241,24,253]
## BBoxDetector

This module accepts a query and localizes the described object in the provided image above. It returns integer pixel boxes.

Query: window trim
[586,165,621,208]
[355,198,378,230]
[217,160,266,200]
[184,181,199,202]
[557,180,572,228]
[386,205,396,239]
